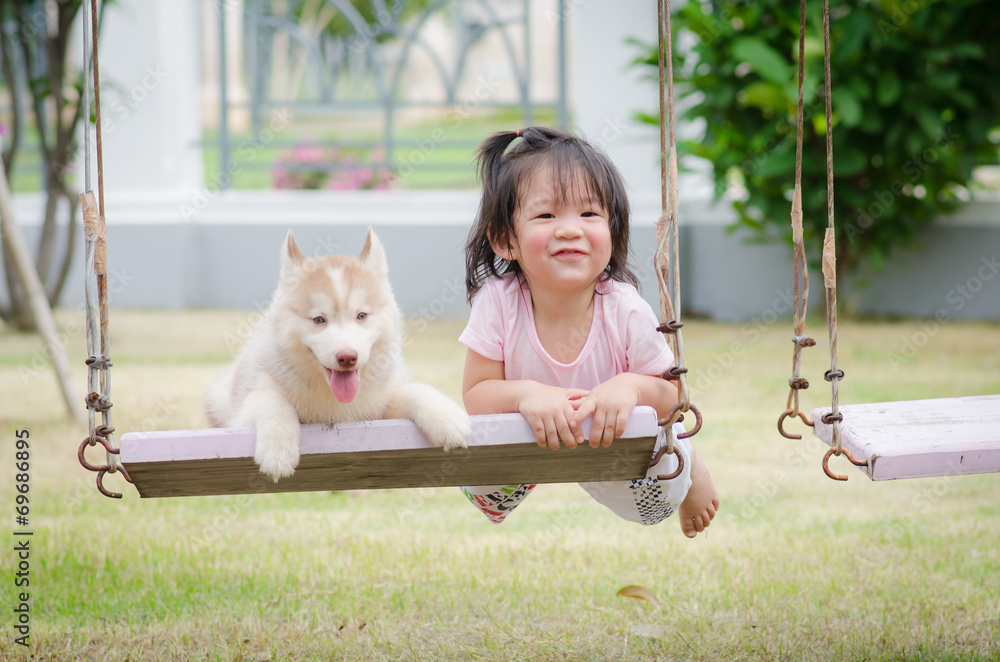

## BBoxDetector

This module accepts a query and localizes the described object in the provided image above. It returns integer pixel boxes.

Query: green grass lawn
[1,310,998,661]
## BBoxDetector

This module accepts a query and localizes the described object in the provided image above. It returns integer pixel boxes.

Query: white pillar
[96,0,203,195]
[571,1,661,205]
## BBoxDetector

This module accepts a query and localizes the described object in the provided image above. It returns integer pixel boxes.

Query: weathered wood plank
[812,395,1000,481]
[120,407,661,498]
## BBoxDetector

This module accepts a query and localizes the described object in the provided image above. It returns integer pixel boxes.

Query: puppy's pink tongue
[329,369,360,403]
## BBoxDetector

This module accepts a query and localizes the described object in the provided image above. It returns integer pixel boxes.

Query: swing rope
[778,0,816,441]
[649,0,701,482]
[779,0,865,480]
[80,0,693,495]
[78,0,131,498]
[817,0,864,480]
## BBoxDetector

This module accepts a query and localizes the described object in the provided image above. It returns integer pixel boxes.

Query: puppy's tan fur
[205,228,470,481]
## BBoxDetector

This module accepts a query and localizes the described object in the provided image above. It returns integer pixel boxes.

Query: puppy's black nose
[336,351,358,369]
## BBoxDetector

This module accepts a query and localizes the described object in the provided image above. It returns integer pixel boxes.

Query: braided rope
[779,0,815,439]
[80,0,128,497]
[654,0,694,459]
[780,0,847,477]
[820,0,844,455]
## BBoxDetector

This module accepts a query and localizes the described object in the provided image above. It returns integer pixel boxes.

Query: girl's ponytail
[465,130,521,303]
[475,130,521,198]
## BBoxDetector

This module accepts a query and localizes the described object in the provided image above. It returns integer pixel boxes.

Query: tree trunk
[0,150,81,421]
[0,1,88,329]
[50,190,78,304]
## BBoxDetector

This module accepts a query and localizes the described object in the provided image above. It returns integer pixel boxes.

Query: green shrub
[636,0,1000,275]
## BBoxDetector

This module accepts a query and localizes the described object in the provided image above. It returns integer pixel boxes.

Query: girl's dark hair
[465,126,639,303]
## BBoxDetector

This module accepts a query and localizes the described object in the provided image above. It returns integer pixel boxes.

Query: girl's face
[499,164,612,297]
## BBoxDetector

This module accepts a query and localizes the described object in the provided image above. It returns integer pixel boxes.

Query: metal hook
[777,409,814,440]
[657,402,702,440]
[677,403,702,439]
[649,402,701,481]
[96,470,122,499]
[79,437,132,499]
[822,447,868,481]
[78,436,116,472]
[656,446,685,481]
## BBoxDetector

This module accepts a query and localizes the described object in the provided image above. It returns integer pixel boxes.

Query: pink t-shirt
[459,273,674,389]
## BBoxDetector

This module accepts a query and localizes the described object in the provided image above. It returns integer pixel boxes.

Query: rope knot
[85,355,113,369]
[657,320,684,334]
[788,377,810,390]
[792,335,816,348]
[656,320,684,333]
[663,366,688,380]
[85,391,114,412]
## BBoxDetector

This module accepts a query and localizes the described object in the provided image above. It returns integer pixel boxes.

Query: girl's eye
[357,312,368,321]
[312,316,326,325]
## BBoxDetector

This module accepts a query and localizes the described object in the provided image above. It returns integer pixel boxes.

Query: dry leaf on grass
[616,584,660,605]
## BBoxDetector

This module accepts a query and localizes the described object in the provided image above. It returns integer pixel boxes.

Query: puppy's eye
[357,312,368,321]
[312,316,326,325]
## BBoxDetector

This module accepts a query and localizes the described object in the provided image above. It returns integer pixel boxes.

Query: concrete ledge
[6,190,1000,321]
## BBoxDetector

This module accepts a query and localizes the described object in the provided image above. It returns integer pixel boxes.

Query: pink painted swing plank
[812,395,1000,481]
[120,407,661,498]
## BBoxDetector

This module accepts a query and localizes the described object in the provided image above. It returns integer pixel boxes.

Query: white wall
[571,1,663,205]
[94,0,203,194]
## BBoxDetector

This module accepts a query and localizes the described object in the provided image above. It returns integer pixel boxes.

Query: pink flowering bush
[272,141,395,190]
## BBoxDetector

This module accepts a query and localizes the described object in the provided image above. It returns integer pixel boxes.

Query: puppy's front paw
[254,423,300,482]
[422,400,471,451]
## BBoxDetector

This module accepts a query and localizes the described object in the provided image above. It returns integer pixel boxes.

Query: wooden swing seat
[119,407,661,498]
[812,394,1000,481]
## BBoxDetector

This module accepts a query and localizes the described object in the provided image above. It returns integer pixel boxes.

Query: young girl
[459,126,719,537]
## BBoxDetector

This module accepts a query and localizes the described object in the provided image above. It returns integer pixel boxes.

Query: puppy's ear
[359,227,388,277]
[280,231,305,281]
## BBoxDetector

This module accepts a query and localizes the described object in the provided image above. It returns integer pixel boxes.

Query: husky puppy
[205,228,471,482]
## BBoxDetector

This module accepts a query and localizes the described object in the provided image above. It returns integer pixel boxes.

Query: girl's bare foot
[678,447,719,538]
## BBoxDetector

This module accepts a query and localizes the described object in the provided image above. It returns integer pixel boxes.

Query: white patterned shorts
[461,423,693,526]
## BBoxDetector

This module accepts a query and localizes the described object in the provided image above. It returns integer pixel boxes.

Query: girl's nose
[553,217,584,238]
